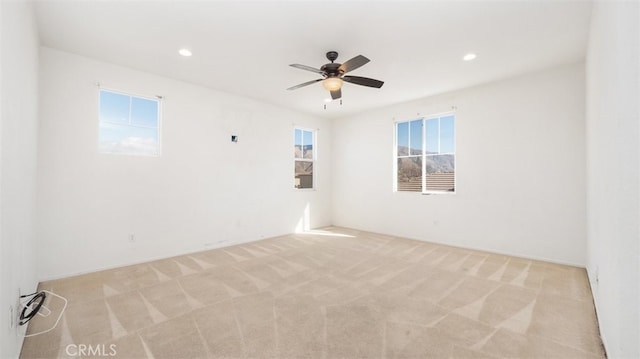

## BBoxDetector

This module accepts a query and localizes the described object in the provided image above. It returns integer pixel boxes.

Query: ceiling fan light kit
[287,51,384,102]
[322,77,343,91]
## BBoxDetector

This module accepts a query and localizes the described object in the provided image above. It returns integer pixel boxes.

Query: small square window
[99,89,160,156]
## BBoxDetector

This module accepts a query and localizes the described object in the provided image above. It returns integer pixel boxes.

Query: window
[294,128,314,189]
[396,114,455,193]
[99,89,160,156]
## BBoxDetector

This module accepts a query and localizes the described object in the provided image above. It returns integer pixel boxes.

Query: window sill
[422,191,456,195]
[394,191,456,195]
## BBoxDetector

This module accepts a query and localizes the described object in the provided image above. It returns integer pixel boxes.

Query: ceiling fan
[286,51,384,100]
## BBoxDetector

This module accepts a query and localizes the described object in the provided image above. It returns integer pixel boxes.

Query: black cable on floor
[19,291,47,326]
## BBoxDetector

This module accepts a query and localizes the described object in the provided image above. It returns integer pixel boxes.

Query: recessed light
[463,53,477,61]
[178,48,192,57]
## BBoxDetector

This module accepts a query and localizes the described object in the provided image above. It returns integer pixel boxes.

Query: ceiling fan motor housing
[320,63,342,78]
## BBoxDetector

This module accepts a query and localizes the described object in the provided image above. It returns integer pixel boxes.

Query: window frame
[98,87,162,157]
[394,112,456,194]
[293,127,316,190]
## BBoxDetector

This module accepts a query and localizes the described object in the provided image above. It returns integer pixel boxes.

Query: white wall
[332,63,586,265]
[37,48,332,279]
[586,2,639,358]
[0,1,40,357]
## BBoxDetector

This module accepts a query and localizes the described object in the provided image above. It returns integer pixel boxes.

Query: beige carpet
[21,227,604,358]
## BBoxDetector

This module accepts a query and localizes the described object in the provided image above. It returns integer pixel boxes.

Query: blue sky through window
[410,120,422,155]
[100,91,129,124]
[426,119,439,153]
[131,97,159,127]
[439,115,455,154]
[397,115,455,156]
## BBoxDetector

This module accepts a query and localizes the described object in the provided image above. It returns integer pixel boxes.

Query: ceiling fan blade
[330,88,342,100]
[338,55,370,74]
[290,64,324,74]
[287,78,322,91]
[343,75,384,88]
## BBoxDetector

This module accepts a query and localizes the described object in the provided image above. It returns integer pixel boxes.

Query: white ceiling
[34,1,593,119]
